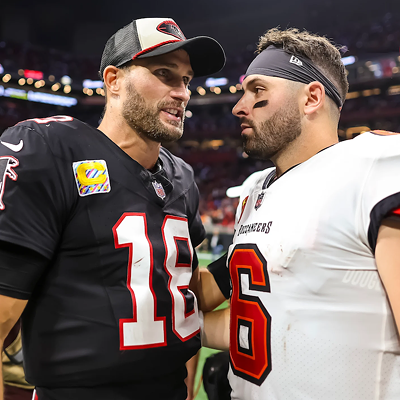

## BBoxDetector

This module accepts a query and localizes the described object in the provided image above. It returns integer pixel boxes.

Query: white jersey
[227,132,400,400]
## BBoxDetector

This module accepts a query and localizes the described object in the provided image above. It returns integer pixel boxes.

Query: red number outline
[113,212,167,350]
[17,115,74,125]
[162,215,200,342]
[229,243,272,386]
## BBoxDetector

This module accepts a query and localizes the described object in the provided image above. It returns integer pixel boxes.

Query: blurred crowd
[1,11,400,230]
[1,12,400,84]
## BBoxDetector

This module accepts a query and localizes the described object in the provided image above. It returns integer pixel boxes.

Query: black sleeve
[368,192,400,252]
[0,241,49,299]
[361,136,400,253]
[0,124,74,297]
[207,252,230,299]
[0,124,72,259]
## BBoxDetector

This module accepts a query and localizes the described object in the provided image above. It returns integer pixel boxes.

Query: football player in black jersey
[0,17,225,400]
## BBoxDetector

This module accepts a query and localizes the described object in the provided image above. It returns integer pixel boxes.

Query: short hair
[257,28,349,106]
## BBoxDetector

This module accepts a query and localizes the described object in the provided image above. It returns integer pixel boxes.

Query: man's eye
[255,87,264,94]
[157,69,169,78]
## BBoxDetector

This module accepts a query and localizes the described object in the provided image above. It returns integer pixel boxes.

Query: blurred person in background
[210,228,224,261]
[200,27,400,400]
[0,17,225,400]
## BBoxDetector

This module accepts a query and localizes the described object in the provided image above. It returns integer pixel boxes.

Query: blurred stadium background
[1,1,400,398]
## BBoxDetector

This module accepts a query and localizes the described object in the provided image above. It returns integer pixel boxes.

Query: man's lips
[161,107,184,122]
[240,123,253,133]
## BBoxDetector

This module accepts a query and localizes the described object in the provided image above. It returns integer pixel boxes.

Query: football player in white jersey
[199,28,400,400]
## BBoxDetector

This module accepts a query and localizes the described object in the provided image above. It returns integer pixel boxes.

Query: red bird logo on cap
[157,21,186,40]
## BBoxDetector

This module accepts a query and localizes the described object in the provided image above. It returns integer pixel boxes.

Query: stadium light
[24,70,44,80]
[341,56,356,66]
[51,83,61,91]
[205,77,228,87]
[196,86,206,96]
[83,79,103,89]
[0,85,78,107]
[61,75,72,85]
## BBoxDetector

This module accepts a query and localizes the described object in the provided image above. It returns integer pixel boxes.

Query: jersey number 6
[113,213,200,350]
[229,243,272,386]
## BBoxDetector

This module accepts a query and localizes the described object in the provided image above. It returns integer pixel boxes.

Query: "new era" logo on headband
[289,55,303,67]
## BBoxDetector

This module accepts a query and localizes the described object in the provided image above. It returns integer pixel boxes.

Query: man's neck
[272,125,339,177]
[98,114,160,170]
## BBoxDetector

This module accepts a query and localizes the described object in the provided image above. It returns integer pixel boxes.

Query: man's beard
[241,100,302,160]
[121,81,185,143]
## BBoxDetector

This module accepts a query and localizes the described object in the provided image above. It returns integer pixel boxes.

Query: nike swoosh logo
[1,140,24,152]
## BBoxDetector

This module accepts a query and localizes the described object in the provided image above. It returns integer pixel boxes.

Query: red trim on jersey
[392,208,400,216]
[113,212,167,350]
[16,115,74,125]
[162,215,200,342]
[178,285,196,318]
[173,236,193,318]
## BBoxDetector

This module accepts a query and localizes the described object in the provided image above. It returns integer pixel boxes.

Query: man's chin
[243,142,271,160]
[160,121,184,140]
[158,127,184,143]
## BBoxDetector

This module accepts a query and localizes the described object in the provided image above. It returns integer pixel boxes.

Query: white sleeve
[360,133,400,252]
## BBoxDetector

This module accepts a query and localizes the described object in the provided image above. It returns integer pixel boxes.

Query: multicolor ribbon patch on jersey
[72,160,111,197]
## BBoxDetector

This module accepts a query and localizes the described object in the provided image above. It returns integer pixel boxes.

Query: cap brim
[137,36,225,77]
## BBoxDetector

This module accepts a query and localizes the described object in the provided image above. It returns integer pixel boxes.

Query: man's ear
[103,65,122,96]
[303,81,325,116]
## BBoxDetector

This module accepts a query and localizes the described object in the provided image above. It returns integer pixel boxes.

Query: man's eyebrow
[244,77,269,89]
[151,62,194,77]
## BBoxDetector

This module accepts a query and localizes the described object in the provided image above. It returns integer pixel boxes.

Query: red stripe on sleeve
[392,208,400,216]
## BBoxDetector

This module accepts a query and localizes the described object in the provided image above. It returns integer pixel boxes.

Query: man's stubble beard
[121,81,185,143]
[241,99,302,160]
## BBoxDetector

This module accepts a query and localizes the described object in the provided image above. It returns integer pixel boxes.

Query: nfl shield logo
[152,181,166,199]
[254,192,265,210]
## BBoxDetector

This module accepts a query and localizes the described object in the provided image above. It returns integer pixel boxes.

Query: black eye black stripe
[254,100,268,109]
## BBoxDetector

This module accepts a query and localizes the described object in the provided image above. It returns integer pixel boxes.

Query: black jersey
[0,116,205,389]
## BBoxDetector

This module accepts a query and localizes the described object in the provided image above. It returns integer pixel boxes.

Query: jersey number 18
[113,213,199,350]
